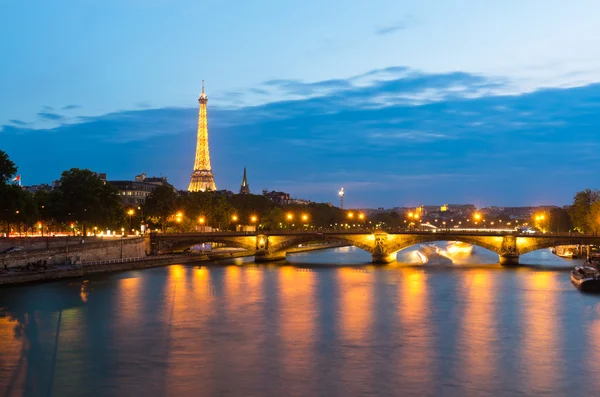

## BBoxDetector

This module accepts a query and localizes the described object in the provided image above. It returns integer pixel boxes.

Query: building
[263,190,291,205]
[188,81,217,192]
[109,173,174,206]
[239,167,250,194]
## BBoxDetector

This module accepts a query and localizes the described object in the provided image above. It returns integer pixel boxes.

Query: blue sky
[2,0,600,208]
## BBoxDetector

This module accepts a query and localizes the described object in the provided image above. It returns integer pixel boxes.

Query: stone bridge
[146,231,600,265]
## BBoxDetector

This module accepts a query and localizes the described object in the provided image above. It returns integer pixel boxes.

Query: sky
[2,0,600,208]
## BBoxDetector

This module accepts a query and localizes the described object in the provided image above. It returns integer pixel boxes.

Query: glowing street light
[250,215,258,223]
[474,213,482,221]
[338,187,344,209]
[199,217,205,224]
[348,212,354,219]
[287,213,293,221]
[232,215,238,222]
[358,213,365,220]
[302,214,308,222]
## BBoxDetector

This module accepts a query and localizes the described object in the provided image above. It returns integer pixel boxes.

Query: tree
[569,189,600,233]
[0,150,17,184]
[549,207,572,233]
[54,168,123,235]
[586,201,600,235]
[144,185,178,232]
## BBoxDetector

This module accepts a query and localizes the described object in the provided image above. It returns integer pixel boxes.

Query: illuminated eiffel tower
[188,81,217,192]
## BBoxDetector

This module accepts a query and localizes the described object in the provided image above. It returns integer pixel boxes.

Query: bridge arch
[157,236,256,254]
[268,234,374,255]
[385,234,504,257]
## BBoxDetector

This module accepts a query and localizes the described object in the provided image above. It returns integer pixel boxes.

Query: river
[0,243,598,396]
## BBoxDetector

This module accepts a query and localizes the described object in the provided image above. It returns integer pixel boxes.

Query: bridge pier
[254,252,286,263]
[371,253,397,264]
[499,254,519,266]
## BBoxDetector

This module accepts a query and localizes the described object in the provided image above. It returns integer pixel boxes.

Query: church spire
[239,166,250,194]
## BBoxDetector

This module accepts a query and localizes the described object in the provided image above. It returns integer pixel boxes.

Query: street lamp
[474,213,482,221]
[127,209,135,234]
[338,187,344,209]
[250,215,257,223]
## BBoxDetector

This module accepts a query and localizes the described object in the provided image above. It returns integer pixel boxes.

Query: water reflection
[337,267,374,395]
[397,268,434,394]
[459,270,497,393]
[520,271,562,394]
[0,246,597,397]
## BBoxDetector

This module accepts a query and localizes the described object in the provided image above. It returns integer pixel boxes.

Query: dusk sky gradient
[2,0,600,208]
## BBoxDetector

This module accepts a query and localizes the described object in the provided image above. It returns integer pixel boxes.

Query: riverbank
[0,251,253,287]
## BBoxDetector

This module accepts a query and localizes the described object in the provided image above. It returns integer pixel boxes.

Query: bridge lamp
[286,213,293,221]
[251,215,257,223]
[302,214,308,222]
[232,215,238,222]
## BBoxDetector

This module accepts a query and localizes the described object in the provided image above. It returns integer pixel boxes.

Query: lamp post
[338,187,344,210]
[199,216,205,232]
[302,214,309,229]
[286,213,293,230]
[127,209,135,235]
[231,215,238,231]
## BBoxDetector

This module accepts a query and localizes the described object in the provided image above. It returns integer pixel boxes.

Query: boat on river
[446,241,473,256]
[571,265,600,292]
[552,245,579,259]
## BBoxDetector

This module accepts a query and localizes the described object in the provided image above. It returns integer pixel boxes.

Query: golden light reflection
[279,266,316,384]
[339,268,372,343]
[459,270,497,386]
[521,271,560,393]
[396,268,435,392]
[0,315,25,392]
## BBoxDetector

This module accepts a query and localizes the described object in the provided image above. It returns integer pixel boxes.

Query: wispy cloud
[375,16,419,35]
[62,105,80,111]
[37,112,65,121]
[9,119,27,126]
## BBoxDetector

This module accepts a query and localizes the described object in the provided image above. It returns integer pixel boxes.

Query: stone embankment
[0,251,252,286]
[0,237,145,268]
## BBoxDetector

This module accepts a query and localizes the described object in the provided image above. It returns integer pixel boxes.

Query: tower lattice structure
[188,80,217,192]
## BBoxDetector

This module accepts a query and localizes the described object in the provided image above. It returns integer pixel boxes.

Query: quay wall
[0,236,124,251]
[0,237,145,268]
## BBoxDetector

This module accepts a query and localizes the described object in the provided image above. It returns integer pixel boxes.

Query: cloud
[9,119,27,126]
[375,16,419,35]
[62,105,80,111]
[37,112,65,121]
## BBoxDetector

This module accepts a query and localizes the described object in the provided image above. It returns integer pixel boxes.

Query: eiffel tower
[188,81,217,192]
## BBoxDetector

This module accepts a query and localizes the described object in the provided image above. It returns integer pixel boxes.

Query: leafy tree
[548,207,572,233]
[0,150,17,184]
[569,189,600,232]
[144,185,178,232]
[54,168,124,235]
[586,201,600,235]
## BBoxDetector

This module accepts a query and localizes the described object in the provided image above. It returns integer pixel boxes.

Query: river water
[1,243,599,397]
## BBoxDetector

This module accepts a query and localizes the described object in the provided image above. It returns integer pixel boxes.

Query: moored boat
[571,265,600,292]
[553,245,579,259]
